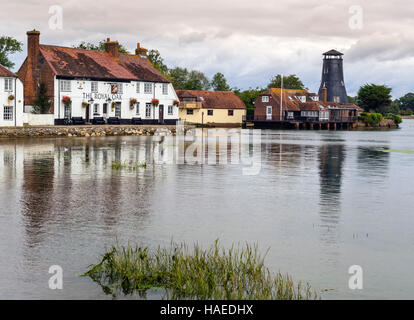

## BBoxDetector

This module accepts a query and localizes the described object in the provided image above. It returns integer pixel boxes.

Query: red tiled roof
[0,64,17,77]
[39,45,168,82]
[176,90,246,109]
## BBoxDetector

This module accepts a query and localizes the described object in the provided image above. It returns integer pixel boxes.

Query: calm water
[1,121,414,300]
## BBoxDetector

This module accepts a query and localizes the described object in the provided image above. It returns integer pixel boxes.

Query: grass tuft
[81,240,319,300]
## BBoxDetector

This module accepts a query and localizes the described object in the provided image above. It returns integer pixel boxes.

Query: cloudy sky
[1,0,413,97]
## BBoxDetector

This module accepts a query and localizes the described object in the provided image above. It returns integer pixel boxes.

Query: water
[1,121,414,300]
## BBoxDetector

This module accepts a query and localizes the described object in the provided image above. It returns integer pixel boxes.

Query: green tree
[185,70,210,90]
[211,72,231,91]
[267,74,307,90]
[169,67,189,89]
[233,87,265,116]
[357,84,392,113]
[394,93,414,114]
[33,82,51,114]
[147,49,169,75]
[0,36,23,69]
[74,40,129,54]
[347,96,358,104]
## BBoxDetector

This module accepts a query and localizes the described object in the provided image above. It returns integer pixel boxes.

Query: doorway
[158,104,164,124]
[266,106,272,120]
[85,104,90,123]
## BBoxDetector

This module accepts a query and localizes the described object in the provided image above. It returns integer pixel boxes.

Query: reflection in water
[318,144,345,247]
[357,147,390,180]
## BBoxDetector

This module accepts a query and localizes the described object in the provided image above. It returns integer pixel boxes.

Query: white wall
[0,77,24,127]
[53,78,179,122]
[22,113,55,126]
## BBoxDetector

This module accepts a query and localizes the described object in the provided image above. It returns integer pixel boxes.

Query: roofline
[56,75,170,83]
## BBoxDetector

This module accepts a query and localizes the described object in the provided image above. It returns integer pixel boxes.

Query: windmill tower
[318,49,348,104]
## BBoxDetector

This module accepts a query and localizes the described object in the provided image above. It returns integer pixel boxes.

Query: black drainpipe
[14,78,17,126]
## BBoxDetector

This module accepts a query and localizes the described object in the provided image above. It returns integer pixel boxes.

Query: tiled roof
[176,90,246,109]
[39,45,168,82]
[0,64,17,77]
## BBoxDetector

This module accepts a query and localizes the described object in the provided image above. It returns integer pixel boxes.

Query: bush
[384,113,402,124]
[358,112,383,125]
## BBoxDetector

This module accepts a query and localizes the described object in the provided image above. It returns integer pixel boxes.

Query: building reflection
[318,144,345,247]
[357,146,390,180]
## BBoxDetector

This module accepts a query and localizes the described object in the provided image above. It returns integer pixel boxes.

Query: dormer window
[262,96,269,103]
[4,78,13,92]
[297,96,306,103]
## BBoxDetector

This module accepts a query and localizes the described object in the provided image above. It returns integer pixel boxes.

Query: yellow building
[177,90,246,127]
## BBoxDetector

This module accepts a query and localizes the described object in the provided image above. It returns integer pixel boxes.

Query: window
[334,96,340,103]
[145,103,151,118]
[297,96,306,103]
[103,103,108,114]
[144,83,152,94]
[183,97,196,102]
[91,81,98,93]
[262,96,269,103]
[115,102,121,118]
[60,80,71,92]
[167,105,173,115]
[228,110,234,116]
[64,105,71,119]
[136,82,140,93]
[207,110,213,116]
[136,102,140,115]
[117,83,123,94]
[162,83,168,95]
[4,78,13,92]
[3,106,13,121]
[94,103,99,114]
[287,112,294,119]
[187,109,193,115]
[301,111,318,117]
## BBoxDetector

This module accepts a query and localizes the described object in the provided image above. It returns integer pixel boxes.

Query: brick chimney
[135,43,147,57]
[321,86,327,104]
[25,30,41,105]
[104,38,119,58]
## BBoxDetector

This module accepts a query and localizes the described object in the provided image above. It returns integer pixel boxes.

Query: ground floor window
[136,102,140,115]
[187,109,193,115]
[207,109,213,116]
[94,103,99,114]
[145,103,151,118]
[103,103,107,114]
[228,110,234,116]
[64,105,71,119]
[168,105,173,115]
[115,102,121,118]
[287,112,294,119]
[3,106,13,121]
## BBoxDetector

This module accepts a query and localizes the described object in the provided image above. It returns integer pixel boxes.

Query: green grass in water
[81,240,318,300]
[378,149,414,154]
[111,160,147,170]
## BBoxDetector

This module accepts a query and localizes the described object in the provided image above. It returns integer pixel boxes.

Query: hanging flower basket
[173,99,179,107]
[111,101,117,110]
[8,94,15,101]
[129,98,137,109]
[81,101,89,108]
[62,96,72,107]
[151,98,159,107]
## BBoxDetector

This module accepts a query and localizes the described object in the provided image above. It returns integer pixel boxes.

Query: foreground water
[0,121,414,299]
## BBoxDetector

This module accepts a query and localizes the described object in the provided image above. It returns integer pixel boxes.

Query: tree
[394,93,414,113]
[147,49,169,75]
[33,82,51,114]
[185,70,210,90]
[211,72,231,91]
[0,36,23,69]
[74,40,129,54]
[233,87,265,115]
[267,74,307,90]
[169,67,189,90]
[347,96,358,104]
[357,84,392,113]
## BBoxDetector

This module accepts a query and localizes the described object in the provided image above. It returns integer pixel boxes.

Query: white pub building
[18,30,179,125]
[0,65,24,127]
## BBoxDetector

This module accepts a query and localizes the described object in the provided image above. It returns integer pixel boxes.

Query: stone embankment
[0,125,190,138]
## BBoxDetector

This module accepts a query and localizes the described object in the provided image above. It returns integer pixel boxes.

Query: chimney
[104,38,119,58]
[321,86,327,104]
[135,43,148,57]
[25,30,40,106]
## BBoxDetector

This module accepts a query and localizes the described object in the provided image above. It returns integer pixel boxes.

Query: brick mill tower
[318,49,348,104]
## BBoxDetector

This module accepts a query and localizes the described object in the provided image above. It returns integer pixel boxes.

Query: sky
[1,0,413,98]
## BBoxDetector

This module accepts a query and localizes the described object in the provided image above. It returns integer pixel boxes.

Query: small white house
[0,65,24,127]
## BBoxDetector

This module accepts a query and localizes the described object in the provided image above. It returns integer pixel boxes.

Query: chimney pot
[104,39,119,58]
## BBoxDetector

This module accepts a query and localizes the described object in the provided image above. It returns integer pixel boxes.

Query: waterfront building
[17,30,179,125]
[176,90,246,127]
[0,65,24,127]
[251,87,361,129]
